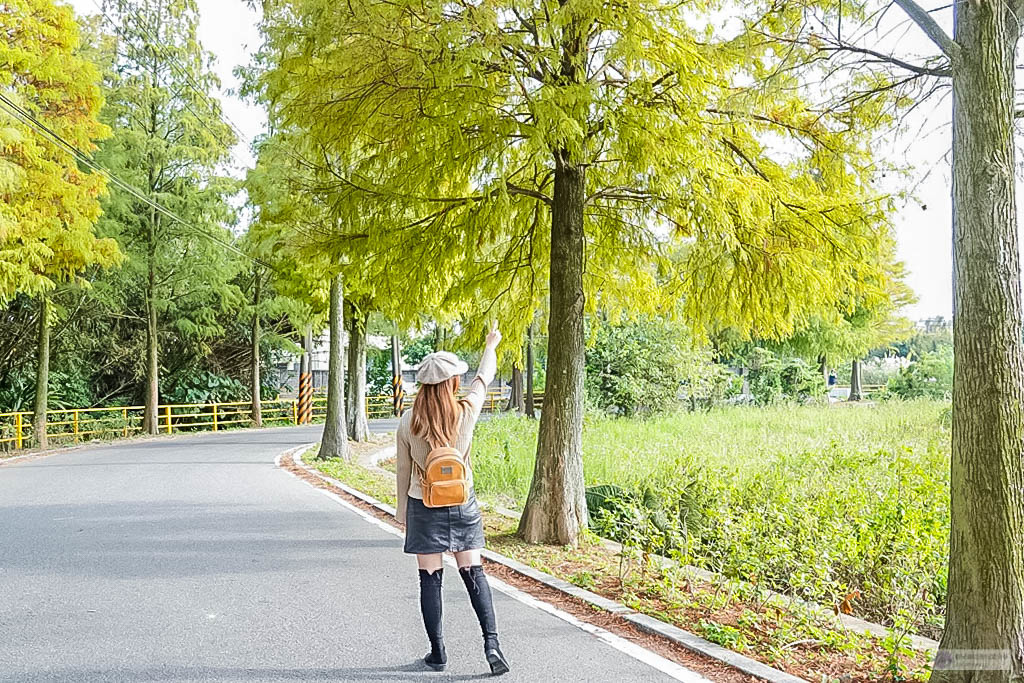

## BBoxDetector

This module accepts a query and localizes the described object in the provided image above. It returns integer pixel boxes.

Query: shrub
[746,348,825,405]
[367,349,394,395]
[163,368,249,404]
[472,401,951,637]
[885,349,953,400]
[585,316,685,416]
[585,316,734,416]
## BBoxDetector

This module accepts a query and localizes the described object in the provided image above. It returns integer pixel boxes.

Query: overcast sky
[65,0,957,320]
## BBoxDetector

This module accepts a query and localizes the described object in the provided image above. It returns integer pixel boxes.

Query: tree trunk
[33,294,50,450]
[318,274,349,460]
[346,305,370,441]
[143,213,160,435]
[506,364,525,413]
[525,325,536,419]
[818,354,829,388]
[391,332,403,416]
[848,359,863,402]
[518,153,588,545]
[929,5,1024,681]
[251,272,263,428]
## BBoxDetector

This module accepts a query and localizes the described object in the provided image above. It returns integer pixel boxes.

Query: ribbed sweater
[395,345,497,524]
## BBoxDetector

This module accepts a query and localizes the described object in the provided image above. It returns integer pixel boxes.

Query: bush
[367,349,393,395]
[163,368,248,404]
[472,401,951,638]
[585,316,733,416]
[746,348,825,405]
[586,316,684,416]
[402,335,434,366]
[885,349,953,400]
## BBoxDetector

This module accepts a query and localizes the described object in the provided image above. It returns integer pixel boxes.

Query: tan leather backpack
[419,446,469,508]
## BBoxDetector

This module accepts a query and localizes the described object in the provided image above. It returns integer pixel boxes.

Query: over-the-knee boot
[419,569,446,671]
[459,565,510,675]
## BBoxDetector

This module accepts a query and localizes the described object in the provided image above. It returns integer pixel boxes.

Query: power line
[0,92,274,272]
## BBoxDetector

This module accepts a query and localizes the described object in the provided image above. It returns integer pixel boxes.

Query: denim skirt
[404,491,485,554]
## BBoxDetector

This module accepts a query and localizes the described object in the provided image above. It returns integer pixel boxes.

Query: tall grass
[471,400,951,636]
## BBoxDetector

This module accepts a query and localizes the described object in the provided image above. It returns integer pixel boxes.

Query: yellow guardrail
[0,390,532,453]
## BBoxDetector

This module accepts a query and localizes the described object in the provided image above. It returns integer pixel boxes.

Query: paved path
[0,426,694,682]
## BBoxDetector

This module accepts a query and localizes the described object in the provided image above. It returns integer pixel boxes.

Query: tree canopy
[0,0,120,300]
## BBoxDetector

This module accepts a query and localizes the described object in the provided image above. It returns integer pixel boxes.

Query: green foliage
[584,315,738,416]
[884,349,953,400]
[0,365,34,413]
[745,348,826,405]
[248,0,909,355]
[402,335,434,366]
[472,401,951,637]
[585,317,687,417]
[163,368,249,404]
[366,349,393,395]
[86,0,242,357]
[888,325,953,359]
[0,341,94,412]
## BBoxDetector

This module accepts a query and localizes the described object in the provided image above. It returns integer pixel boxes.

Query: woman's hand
[485,320,502,349]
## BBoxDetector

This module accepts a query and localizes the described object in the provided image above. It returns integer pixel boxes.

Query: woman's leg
[454,551,510,675]
[416,553,446,670]
[417,553,444,573]
[453,550,480,569]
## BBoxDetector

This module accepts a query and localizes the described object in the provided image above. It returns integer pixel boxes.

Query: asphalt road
[0,426,699,682]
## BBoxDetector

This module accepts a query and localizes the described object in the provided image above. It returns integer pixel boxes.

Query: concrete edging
[292,446,810,683]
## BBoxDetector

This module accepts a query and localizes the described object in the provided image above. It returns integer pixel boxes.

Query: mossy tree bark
[927,0,1024,679]
[142,204,160,435]
[251,271,263,428]
[518,152,588,544]
[848,359,863,401]
[525,325,536,419]
[346,304,370,441]
[318,274,349,460]
[33,294,50,449]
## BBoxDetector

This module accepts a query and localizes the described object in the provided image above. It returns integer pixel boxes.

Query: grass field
[471,400,951,638]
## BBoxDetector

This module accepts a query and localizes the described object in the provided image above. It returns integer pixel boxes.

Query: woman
[395,323,510,676]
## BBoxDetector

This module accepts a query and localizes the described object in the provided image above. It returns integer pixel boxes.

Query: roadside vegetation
[309,402,942,681]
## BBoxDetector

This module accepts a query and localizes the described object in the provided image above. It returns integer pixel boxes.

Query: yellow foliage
[0,0,120,300]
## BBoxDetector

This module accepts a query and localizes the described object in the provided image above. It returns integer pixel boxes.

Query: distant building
[917,316,952,333]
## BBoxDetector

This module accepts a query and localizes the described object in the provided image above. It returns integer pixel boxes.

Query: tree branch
[893,0,960,60]
[824,44,950,77]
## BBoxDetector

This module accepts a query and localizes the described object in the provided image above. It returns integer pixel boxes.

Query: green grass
[306,447,397,506]
[472,400,951,637]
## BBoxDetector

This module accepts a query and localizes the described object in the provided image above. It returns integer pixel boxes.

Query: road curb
[290,446,809,683]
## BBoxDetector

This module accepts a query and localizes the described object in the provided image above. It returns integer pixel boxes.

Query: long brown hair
[411,376,471,448]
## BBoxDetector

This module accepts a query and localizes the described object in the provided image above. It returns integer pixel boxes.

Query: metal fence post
[212,403,219,432]
[15,412,23,449]
[73,410,80,443]
[164,405,172,434]
[122,408,128,438]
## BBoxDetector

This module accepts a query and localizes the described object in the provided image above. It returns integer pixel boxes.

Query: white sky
[65,0,957,320]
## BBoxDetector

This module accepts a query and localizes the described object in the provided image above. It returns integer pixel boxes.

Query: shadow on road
[0,502,402,578]
[8,662,494,681]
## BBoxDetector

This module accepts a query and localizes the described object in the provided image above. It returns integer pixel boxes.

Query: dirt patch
[281,452,765,682]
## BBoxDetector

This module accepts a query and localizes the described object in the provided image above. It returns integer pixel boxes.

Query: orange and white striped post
[298,326,313,424]
[391,333,405,416]
[298,373,312,424]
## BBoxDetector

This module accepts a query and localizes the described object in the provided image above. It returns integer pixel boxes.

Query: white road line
[275,445,713,683]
